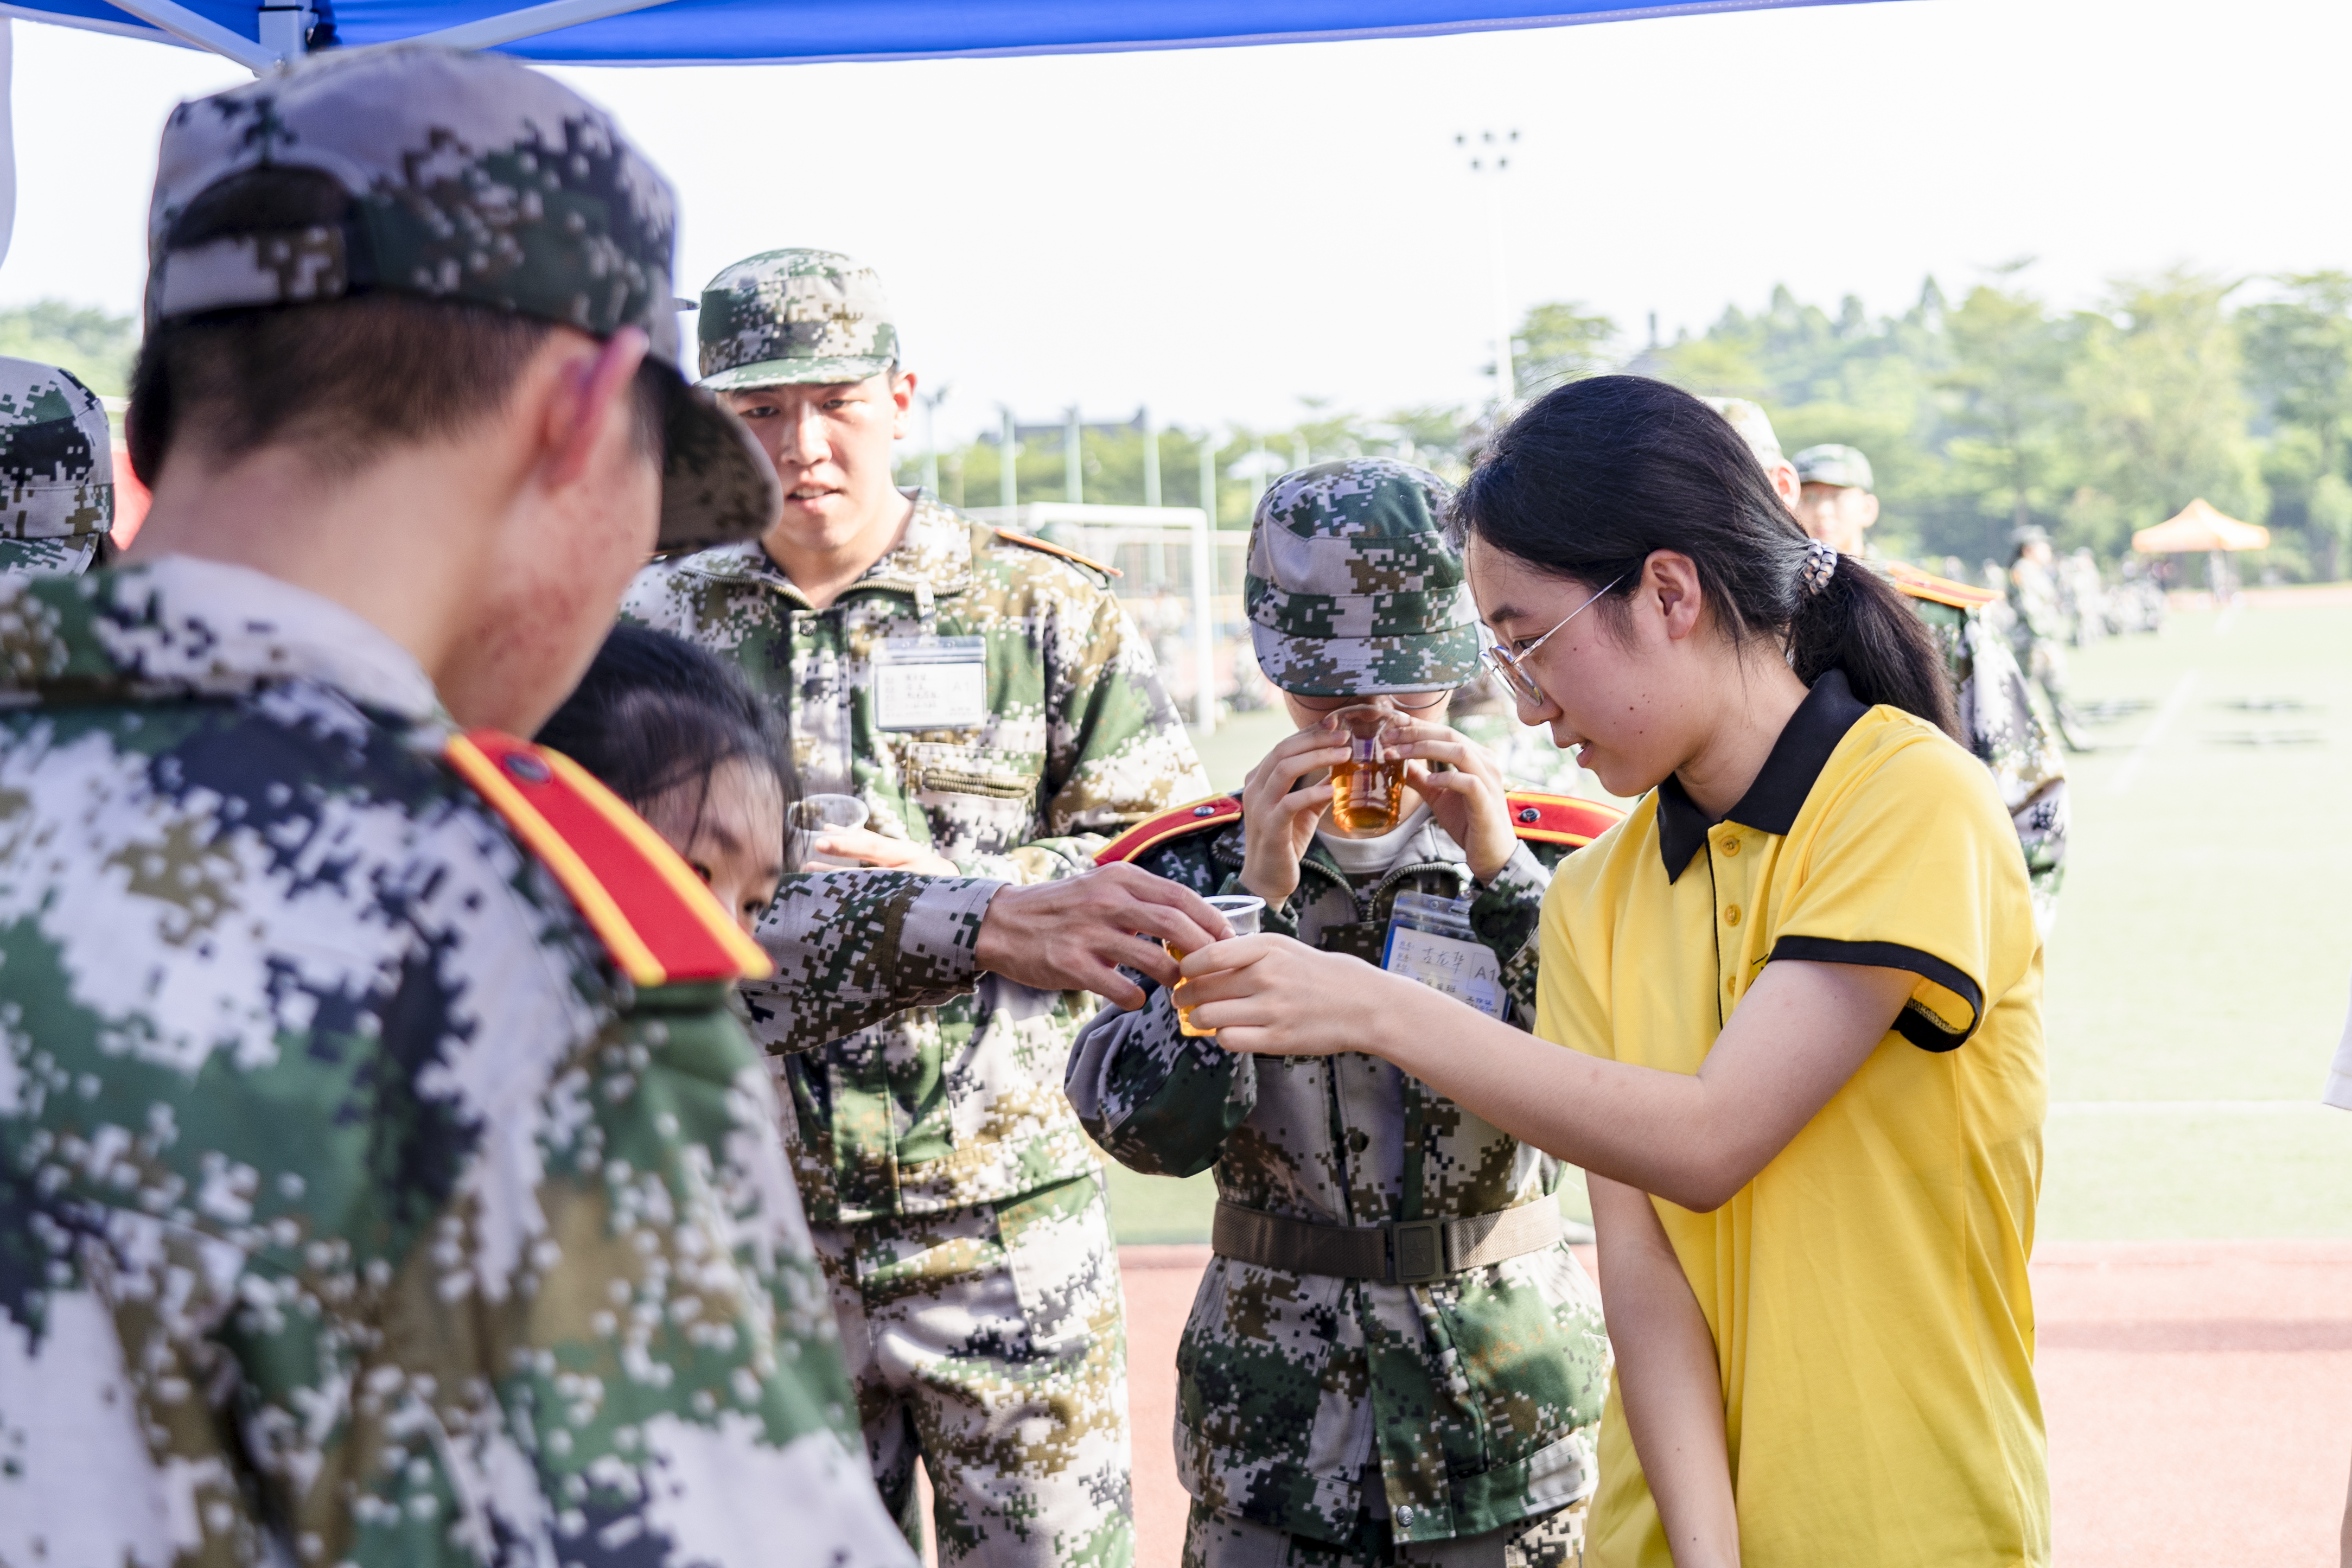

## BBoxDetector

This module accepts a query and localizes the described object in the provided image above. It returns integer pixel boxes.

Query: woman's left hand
[1382,719,1517,882]
[810,827,961,877]
[1178,934,1423,1058]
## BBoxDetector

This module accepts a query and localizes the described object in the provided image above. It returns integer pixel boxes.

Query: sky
[5,0,2349,443]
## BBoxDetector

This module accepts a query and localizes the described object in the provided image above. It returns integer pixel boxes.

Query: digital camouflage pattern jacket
[0,558,990,1568]
[626,493,1210,1223]
[1064,801,1613,1547]
[1888,564,2069,929]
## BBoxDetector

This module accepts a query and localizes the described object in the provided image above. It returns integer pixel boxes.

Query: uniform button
[1193,805,1216,817]
[1719,837,1739,857]
[503,753,552,784]
[1395,1506,1414,1527]
[1519,807,1541,823]
[1723,904,1742,927]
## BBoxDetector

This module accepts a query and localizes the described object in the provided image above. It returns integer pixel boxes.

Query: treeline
[17,264,2346,580]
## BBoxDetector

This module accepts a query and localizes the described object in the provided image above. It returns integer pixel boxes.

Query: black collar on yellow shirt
[1655,668,1869,882]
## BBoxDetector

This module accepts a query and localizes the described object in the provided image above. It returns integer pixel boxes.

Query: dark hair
[1454,375,1959,740]
[536,623,794,842]
[128,168,664,488]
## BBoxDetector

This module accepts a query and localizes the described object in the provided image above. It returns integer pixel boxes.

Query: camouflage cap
[142,45,776,552]
[1701,396,1785,467]
[698,250,900,391]
[1793,443,1875,493]
[1245,458,1481,697]
[0,356,113,578]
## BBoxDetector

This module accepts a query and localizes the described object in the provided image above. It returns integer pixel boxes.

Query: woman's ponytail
[1787,547,1961,742]
[1456,375,1962,743]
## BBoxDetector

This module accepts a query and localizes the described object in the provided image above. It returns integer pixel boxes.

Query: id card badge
[1381,891,1506,1018]
[873,636,987,731]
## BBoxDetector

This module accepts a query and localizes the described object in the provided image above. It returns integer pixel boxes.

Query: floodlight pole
[916,383,949,499]
[1459,129,1521,410]
[1141,406,1161,507]
[1065,405,1083,505]
[1191,432,1224,735]
[999,405,1018,515]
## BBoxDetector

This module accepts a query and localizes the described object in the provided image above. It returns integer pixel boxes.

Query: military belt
[1210,1199,1563,1286]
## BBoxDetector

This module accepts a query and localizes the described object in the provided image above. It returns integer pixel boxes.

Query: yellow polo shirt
[1538,671,2048,1568]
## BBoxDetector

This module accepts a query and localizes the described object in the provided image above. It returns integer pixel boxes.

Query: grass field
[1100,593,2352,1244]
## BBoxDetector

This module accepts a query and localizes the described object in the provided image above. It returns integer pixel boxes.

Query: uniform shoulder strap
[444,730,773,989]
[990,526,1124,579]
[1095,794,1243,865]
[1505,789,1626,847]
[1882,560,1998,610]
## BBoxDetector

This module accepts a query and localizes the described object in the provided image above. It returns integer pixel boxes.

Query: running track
[1117,1240,2352,1565]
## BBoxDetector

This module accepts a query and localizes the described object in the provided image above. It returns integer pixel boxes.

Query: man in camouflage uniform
[0,353,113,576]
[627,249,1211,1568]
[1068,460,1612,1568]
[2005,524,2089,750]
[1793,443,2069,929]
[0,50,1233,1568]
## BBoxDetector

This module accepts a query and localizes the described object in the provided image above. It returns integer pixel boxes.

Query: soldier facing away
[626,249,1214,1568]
[1784,441,2071,932]
[0,353,114,577]
[1066,460,1617,1568]
[0,48,1229,1568]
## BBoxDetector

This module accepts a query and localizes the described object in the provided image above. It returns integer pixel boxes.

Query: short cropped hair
[128,168,664,487]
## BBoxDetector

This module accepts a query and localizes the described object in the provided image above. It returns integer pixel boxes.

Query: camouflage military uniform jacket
[1064,813,1610,1546]
[1905,592,2069,927]
[625,492,1209,1222]
[0,558,1001,1567]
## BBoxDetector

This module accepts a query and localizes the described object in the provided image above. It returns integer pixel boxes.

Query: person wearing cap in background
[2005,524,2089,749]
[626,248,1212,1568]
[1794,441,2070,930]
[1066,458,1619,1568]
[1704,396,1802,508]
[0,354,113,576]
[0,49,1232,1568]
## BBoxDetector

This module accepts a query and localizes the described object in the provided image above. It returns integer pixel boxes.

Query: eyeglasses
[1480,576,1624,708]
[1287,690,1455,715]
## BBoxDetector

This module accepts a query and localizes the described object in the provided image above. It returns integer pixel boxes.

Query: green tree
[2066,270,2266,555]
[2241,271,2352,576]
[1939,275,2076,560]
[0,300,140,396]
[1513,302,1617,395]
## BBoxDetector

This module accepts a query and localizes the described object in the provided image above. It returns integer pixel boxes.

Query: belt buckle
[1387,1220,1446,1285]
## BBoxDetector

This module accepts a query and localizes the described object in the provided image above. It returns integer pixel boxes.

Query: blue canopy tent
[0,0,1879,72]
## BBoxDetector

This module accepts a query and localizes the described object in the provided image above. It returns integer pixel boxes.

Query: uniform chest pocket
[904,742,1041,802]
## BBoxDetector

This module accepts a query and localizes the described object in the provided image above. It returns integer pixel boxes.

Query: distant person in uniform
[1794,442,2070,931]
[2007,524,2089,749]
[0,353,113,576]
[628,249,1213,1568]
[1067,458,1619,1568]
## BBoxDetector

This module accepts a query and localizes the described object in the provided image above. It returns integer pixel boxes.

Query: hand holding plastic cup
[1328,705,1405,837]
[1169,894,1265,1037]
[791,793,870,869]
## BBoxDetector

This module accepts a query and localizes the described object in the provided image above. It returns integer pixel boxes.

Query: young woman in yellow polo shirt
[1180,375,2049,1568]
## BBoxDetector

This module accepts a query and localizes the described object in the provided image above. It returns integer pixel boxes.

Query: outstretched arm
[1178,938,1914,1212]
[745,864,1233,1049]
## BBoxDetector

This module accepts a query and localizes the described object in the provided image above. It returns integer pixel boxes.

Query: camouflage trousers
[1181,1497,1585,1568]
[813,1171,1134,1568]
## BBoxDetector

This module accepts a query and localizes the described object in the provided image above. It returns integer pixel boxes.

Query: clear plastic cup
[1328,705,1404,837]
[791,793,870,869]
[1169,894,1265,1038]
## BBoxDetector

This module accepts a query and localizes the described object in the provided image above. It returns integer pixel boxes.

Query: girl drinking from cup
[1177,379,2049,1568]
[1066,459,1623,1568]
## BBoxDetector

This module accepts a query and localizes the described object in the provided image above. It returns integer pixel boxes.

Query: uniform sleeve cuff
[902,876,1000,984]
[1770,935,1985,1052]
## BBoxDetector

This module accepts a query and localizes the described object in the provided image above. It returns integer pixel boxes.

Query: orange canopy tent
[2131,498,2270,553]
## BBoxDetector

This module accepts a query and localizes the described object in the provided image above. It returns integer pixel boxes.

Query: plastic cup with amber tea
[1328,705,1405,837]
[791,793,870,869]
[1169,894,1265,1037]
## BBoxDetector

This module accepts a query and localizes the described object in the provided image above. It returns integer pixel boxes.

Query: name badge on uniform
[1381,891,1506,1018]
[873,636,988,731]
